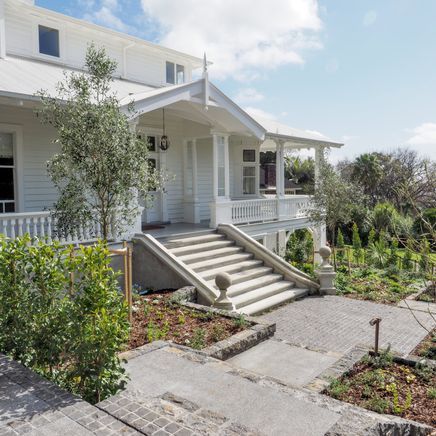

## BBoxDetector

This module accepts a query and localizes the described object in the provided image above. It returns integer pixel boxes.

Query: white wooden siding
[4,1,192,88]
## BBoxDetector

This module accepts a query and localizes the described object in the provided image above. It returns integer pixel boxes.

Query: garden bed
[324,351,436,428]
[335,266,422,304]
[412,329,436,360]
[126,288,275,359]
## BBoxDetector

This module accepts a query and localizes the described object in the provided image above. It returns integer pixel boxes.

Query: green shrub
[0,236,129,404]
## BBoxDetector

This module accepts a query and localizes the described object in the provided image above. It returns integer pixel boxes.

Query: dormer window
[38,25,60,57]
[166,61,185,84]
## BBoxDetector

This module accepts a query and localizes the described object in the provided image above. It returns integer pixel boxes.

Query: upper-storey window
[38,25,60,57]
[166,61,185,84]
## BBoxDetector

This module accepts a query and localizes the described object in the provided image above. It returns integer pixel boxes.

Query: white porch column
[275,139,287,220]
[0,0,5,59]
[159,146,169,223]
[276,140,285,198]
[183,139,200,223]
[314,146,325,189]
[210,132,231,227]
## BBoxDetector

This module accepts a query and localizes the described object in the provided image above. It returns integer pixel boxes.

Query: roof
[0,56,155,101]
[252,115,343,148]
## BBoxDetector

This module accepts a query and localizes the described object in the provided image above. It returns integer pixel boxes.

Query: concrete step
[163,231,224,249]
[206,265,273,286]
[197,259,265,281]
[168,239,234,256]
[232,281,296,309]
[189,252,255,272]
[179,246,244,265]
[226,273,284,297]
[238,288,309,316]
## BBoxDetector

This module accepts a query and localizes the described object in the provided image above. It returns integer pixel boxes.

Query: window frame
[33,21,65,62]
[166,61,185,85]
[0,125,23,213]
[241,148,257,196]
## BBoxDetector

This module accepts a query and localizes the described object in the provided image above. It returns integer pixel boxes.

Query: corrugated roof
[0,56,155,101]
[251,115,343,147]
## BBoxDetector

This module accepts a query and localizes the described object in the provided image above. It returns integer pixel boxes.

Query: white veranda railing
[0,211,108,245]
[227,195,311,225]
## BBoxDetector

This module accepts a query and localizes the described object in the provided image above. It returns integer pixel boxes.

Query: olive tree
[306,159,365,249]
[37,44,161,240]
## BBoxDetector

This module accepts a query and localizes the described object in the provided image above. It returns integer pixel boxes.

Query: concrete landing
[123,344,341,436]
[228,339,339,387]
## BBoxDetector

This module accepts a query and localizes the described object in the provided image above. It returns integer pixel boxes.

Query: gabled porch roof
[120,78,267,139]
[120,78,343,149]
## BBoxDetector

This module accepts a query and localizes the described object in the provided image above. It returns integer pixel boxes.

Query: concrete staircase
[162,230,309,315]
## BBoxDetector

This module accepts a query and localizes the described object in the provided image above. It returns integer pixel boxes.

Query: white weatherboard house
[0,0,343,314]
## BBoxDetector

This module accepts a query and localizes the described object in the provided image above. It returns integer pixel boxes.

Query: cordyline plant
[37,44,162,240]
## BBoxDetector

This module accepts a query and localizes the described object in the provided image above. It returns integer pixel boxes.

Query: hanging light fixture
[160,108,170,151]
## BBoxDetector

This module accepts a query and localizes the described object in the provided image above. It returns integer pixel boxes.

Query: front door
[141,135,162,223]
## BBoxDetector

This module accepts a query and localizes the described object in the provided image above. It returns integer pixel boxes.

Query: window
[243,149,256,162]
[38,25,60,57]
[243,166,256,195]
[176,64,185,84]
[166,61,175,84]
[166,61,185,84]
[0,133,15,213]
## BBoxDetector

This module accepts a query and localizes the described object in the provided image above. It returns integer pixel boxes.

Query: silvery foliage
[37,44,162,240]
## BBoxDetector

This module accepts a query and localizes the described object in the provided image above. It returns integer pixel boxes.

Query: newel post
[213,272,235,310]
[315,246,336,295]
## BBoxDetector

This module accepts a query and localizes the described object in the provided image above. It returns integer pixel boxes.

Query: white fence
[0,211,107,245]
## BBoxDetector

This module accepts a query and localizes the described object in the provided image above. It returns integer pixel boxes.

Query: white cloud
[363,10,377,27]
[82,0,130,33]
[406,122,436,159]
[140,0,323,80]
[244,106,277,121]
[234,88,264,104]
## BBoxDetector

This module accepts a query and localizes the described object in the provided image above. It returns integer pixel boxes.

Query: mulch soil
[128,290,248,350]
[412,328,436,360]
[325,358,436,427]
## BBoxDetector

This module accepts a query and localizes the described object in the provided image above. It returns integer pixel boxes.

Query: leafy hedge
[0,236,129,403]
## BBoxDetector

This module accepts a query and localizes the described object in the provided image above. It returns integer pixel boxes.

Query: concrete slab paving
[227,339,339,387]
[124,346,341,436]
[258,295,436,355]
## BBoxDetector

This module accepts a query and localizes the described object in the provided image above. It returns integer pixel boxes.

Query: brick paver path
[258,295,435,355]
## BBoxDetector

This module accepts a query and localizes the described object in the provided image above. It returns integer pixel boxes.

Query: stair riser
[228,275,283,297]
[163,234,224,249]
[169,240,234,256]
[206,267,273,287]
[180,247,243,265]
[199,261,264,281]
[190,254,254,272]
[234,284,294,309]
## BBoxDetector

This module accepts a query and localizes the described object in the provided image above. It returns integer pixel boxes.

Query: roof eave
[264,132,344,149]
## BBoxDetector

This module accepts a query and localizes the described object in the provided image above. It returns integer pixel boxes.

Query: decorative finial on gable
[203,52,208,76]
[203,52,209,111]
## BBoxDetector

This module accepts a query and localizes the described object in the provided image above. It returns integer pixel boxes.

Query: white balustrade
[211,195,311,226]
[0,211,107,245]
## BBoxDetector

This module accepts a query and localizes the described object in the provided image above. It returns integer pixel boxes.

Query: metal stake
[369,317,381,355]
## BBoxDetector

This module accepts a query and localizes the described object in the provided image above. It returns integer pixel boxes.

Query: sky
[36,0,436,162]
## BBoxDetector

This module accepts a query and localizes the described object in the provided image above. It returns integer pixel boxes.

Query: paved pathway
[258,295,435,355]
[0,355,139,435]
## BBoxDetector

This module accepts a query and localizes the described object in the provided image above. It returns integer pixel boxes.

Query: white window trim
[0,124,24,213]
[165,61,185,85]
[242,148,257,196]
[32,20,66,63]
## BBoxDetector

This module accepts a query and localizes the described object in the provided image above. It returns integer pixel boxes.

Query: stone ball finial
[215,272,232,290]
[319,246,331,259]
